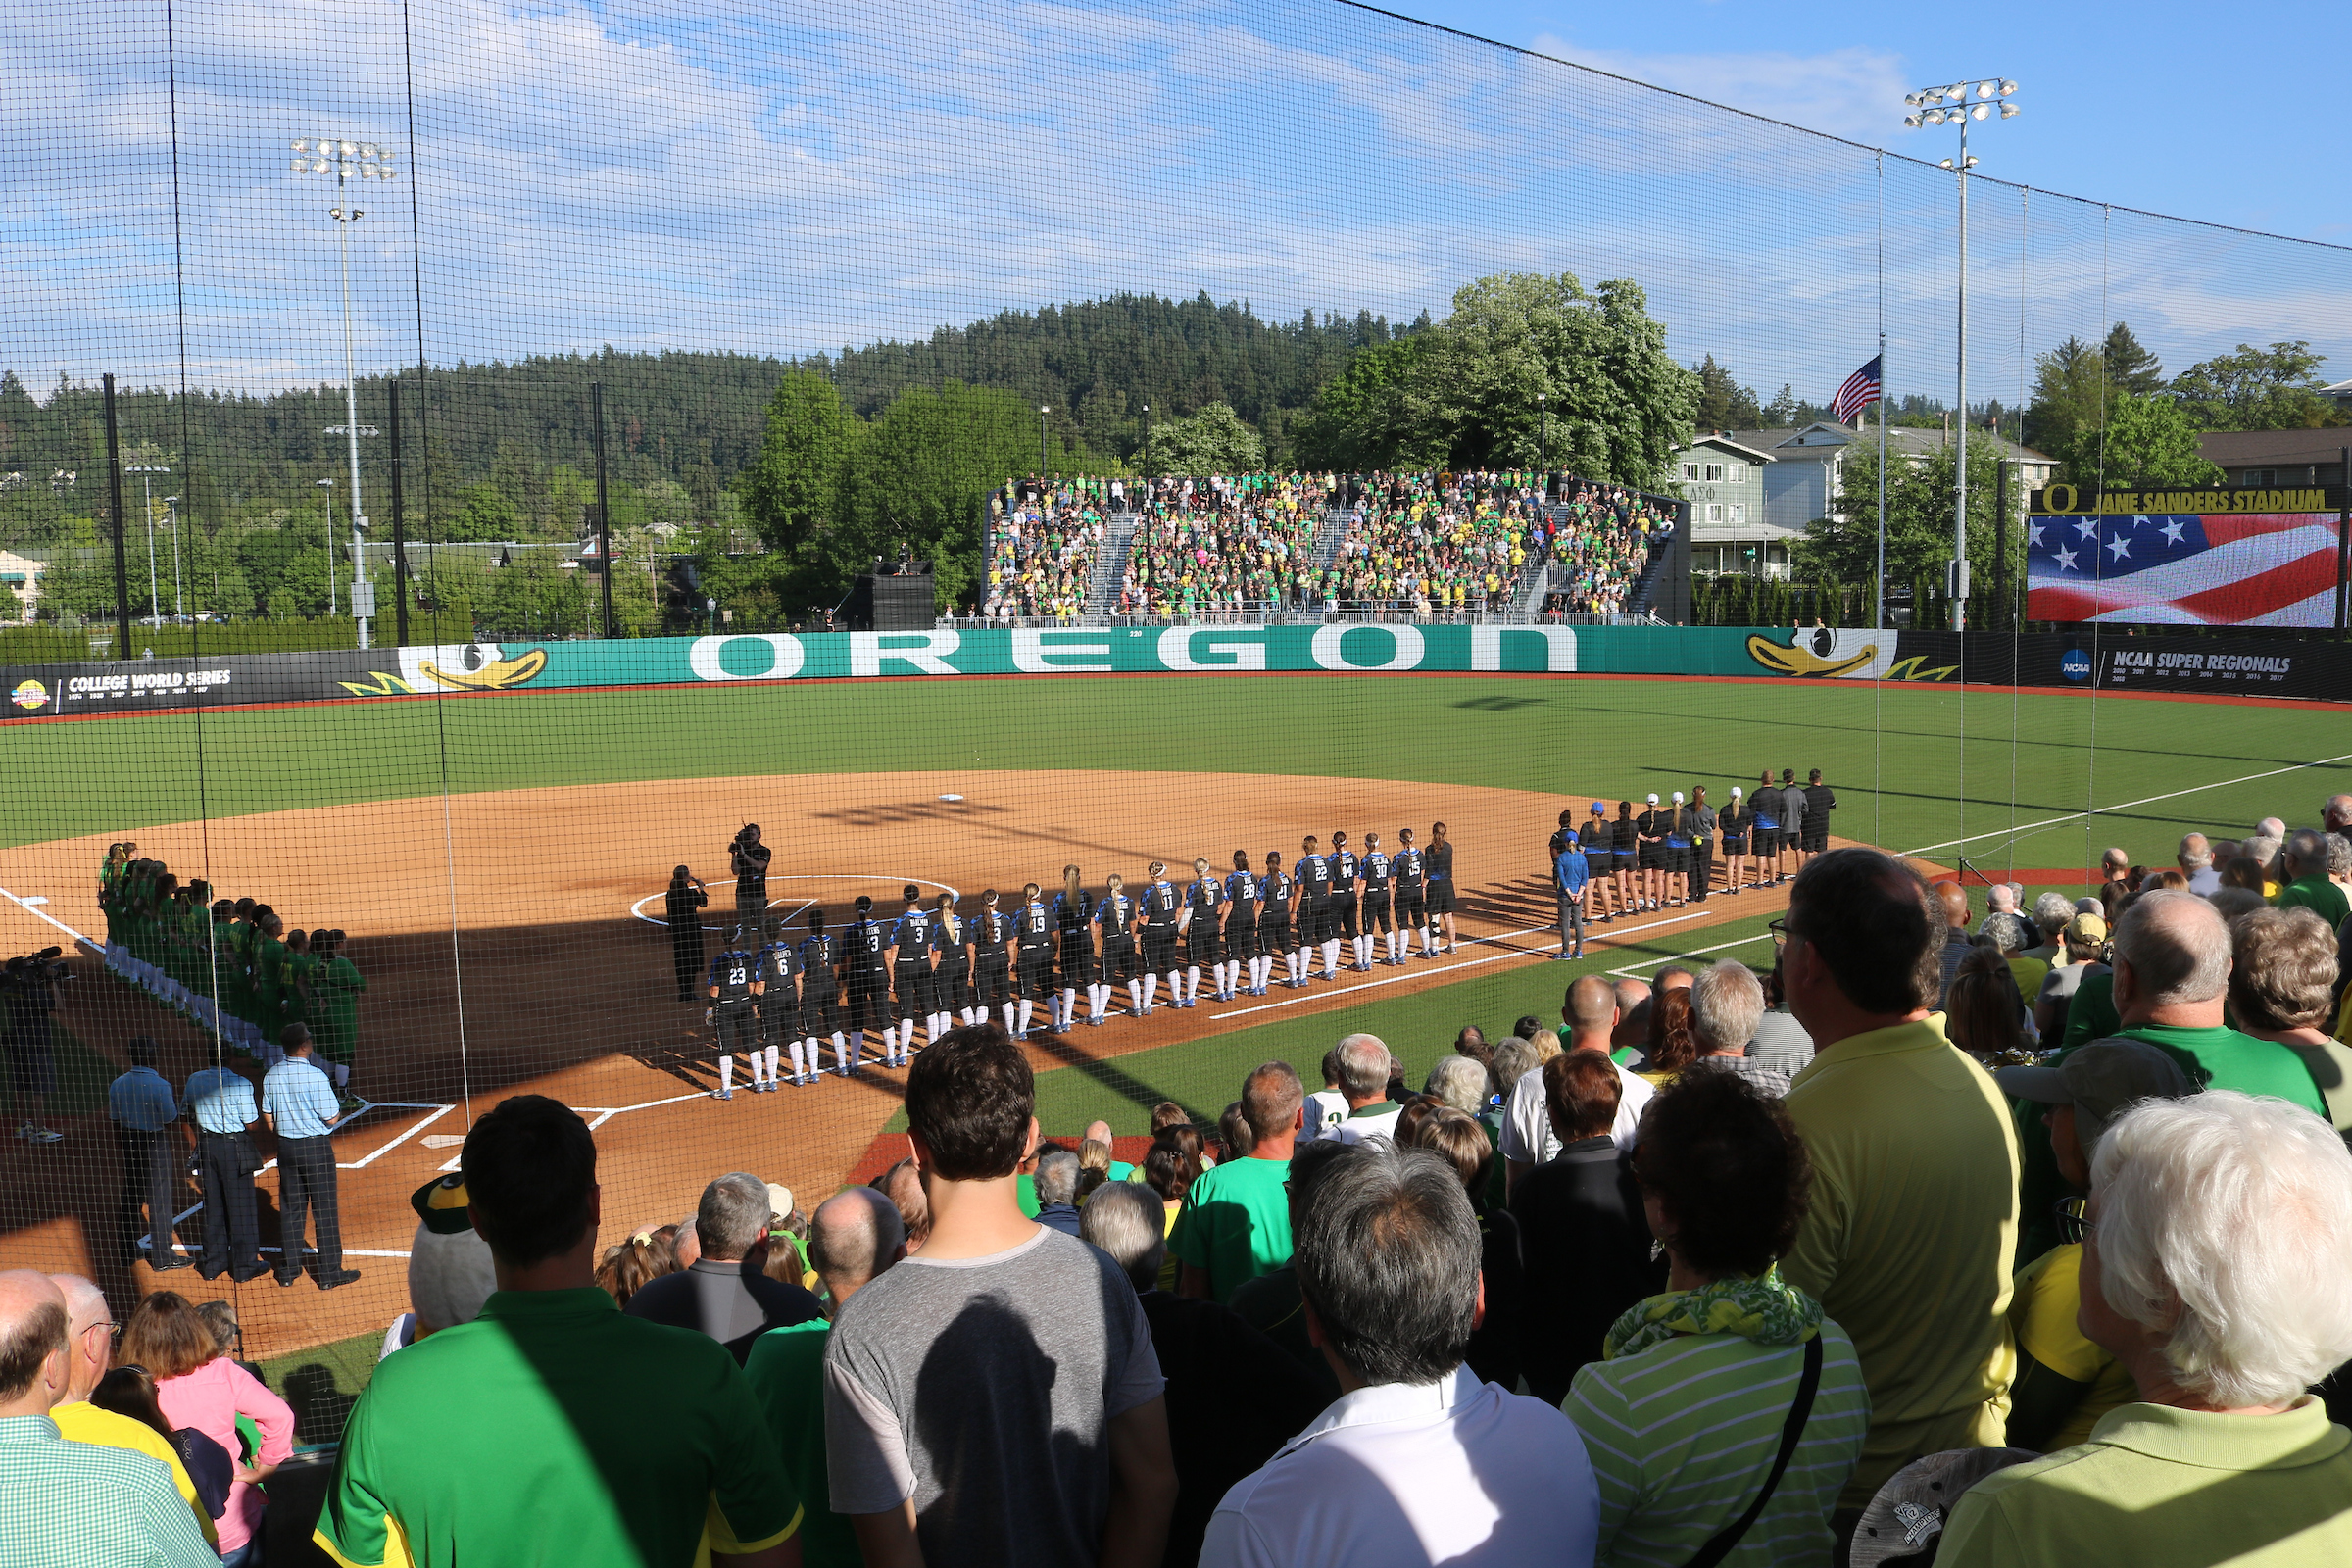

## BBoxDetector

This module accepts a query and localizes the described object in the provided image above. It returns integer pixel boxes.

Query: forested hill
[0,291,1414,503]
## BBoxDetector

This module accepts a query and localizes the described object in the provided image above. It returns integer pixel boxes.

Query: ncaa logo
[2060,649,2091,683]
[10,679,50,710]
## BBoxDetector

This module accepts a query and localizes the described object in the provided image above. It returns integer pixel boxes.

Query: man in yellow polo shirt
[316,1095,801,1568]
[45,1273,216,1548]
[1778,849,2022,1530]
[1939,1092,2352,1565]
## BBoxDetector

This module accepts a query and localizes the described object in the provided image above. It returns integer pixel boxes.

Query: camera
[4,948,72,988]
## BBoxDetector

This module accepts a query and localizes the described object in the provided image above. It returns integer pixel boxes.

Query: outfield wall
[10,624,2348,719]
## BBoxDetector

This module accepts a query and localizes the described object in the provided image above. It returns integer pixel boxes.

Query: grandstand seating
[983,481,1106,619]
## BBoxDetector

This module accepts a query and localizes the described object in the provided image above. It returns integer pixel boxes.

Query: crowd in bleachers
[982,477,1108,620]
[1118,473,1331,615]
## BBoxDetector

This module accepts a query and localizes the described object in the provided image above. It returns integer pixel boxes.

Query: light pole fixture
[1537,392,1547,474]
[291,134,397,648]
[162,496,182,620]
[125,463,170,626]
[1142,403,1151,480]
[316,476,339,616]
[1039,407,1050,476]
[1902,76,2018,633]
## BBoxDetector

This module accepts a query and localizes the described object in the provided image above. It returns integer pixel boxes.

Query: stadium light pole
[163,495,182,619]
[1904,77,2017,632]
[292,134,398,648]
[1039,406,1050,476]
[1538,392,1547,472]
[125,463,169,626]
[316,477,339,616]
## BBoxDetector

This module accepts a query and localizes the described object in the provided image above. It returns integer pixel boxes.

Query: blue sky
[4,0,2345,416]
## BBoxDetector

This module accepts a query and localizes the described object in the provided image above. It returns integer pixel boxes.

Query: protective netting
[3,0,2348,1425]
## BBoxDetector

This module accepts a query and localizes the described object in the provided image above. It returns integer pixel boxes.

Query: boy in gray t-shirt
[822,1025,1171,1568]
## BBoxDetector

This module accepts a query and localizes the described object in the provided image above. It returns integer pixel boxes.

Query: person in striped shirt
[1565,1070,1869,1567]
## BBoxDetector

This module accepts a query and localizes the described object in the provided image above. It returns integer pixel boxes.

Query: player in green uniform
[313,929,366,1104]
[251,913,288,1061]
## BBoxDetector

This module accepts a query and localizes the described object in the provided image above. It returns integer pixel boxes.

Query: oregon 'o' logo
[2042,482,2078,514]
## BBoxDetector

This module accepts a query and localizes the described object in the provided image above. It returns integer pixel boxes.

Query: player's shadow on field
[1023,1030,1189,1120]
[1453,696,1544,710]
[810,801,1012,830]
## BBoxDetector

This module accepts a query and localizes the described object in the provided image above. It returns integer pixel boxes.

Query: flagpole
[1876,338,1887,629]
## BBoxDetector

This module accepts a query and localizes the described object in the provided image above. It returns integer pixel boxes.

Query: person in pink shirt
[121,1290,295,1565]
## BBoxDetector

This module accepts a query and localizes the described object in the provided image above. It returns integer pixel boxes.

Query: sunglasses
[2054,1196,2095,1246]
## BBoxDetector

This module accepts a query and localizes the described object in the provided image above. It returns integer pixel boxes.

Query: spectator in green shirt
[744,1186,906,1568]
[2099,892,2326,1119]
[315,1095,803,1568]
[2276,828,2351,932]
[1173,1061,1305,1303]
[1938,1092,2352,1566]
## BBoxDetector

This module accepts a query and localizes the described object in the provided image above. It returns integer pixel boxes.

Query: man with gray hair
[625,1170,822,1362]
[2175,832,2220,896]
[1085,1182,1328,1568]
[1324,1034,1401,1146]
[2277,827,2351,930]
[2094,891,2327,1119]
[1200,1143,1600,1566]
[1938,1093,2352,1566]
[745,1187,906,1568]
[1033,1147,1083,1238]
[0,1269,216,1567]
[1685,960,1789,1097]
[2025,892,2077,963]
[44,1272,217,1545]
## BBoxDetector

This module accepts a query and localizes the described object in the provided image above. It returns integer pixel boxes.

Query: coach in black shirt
[664,866,709,1002]
[624,1171,820,1363]
[1688,787,1718,903]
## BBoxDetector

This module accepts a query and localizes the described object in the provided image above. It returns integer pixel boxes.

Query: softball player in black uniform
[1257,851,1295,992]
[1184,858,1226,1004]
[1608,803,1640,918]
[1360,834,1396,963]
[1224,853,1261,996]
[1578,804,1617,922]
[1393,829,1430,958]
[1055,867,1095,1035]
[1719,787,1753,893]
[843,895,889,1073]
[756,916,802,1090]
[885,887,933,1067]
[705,941,760,1101]
[1296,837,1335,982]
[934,893,971,1030]
[1094,874,1138,1024]
[1139,862,1183,1013]
[1014,882,1054,1039]
[1748,770,1783,886]
[1329,832,1365,972]
[799,908,846,1077]
[1427,822,1458,953]
[972,891,1013,1031]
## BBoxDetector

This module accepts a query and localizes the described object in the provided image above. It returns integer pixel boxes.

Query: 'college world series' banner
[2027,485,2347,627]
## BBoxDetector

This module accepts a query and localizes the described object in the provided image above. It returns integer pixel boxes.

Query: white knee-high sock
[1322,939,1340,976]
[1129,978,1145,1014]
[1016,999,1034,1035]
[718,1055,734,1095]
[787,1042,806,1081]
[1186,965,1200,1003]
[749,1048,768,1087]
[1058,988,1075,1028]
[1003,1002,1018,1034]
[1141,974,1158,1010]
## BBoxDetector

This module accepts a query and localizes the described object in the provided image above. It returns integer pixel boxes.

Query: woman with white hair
[1938,1092,2352,1566]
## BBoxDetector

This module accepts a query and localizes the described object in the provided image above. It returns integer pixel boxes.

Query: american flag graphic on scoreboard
[2026,511,2341,627]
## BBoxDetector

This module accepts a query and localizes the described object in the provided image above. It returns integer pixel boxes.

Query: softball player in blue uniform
[705,942,760,1101]
[1014,882,1055,1040]
[1394,829,1430,958]
[756,916,802,1090]
[1257,851,1295,992]
[1138,862,1184,1013]
[1093,874,1138,1025]
[1055,867,1095,1035]
[1223,853,1261,997]
[1359,834,1397,964]
[1184,857,1227,1004]
[799,908,847,1078]
[884,886,933,1066]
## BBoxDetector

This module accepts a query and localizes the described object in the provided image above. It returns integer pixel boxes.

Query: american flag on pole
[1830,356,1882,423]
[2027,512,2342,626]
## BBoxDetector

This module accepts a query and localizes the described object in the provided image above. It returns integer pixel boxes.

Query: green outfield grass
[6,674,2345,874]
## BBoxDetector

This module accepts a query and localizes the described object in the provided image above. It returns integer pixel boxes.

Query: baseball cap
[855,894,873,911]
[2065,912,2109,944]
[1590,801,1606,814]
[764,1182,794,1223]
[1731,785,1743,798]
[410,1173,475,1236]
[1671,791,1685,804]
[1646,793,1659,805]
[1994,1039,2194,1162]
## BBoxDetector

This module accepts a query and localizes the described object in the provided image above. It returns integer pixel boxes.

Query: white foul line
[1900,750,2352,858]
[1206,908,1713,1021]
[1606,929,1776,978]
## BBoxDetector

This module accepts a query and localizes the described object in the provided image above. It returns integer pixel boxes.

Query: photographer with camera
[6,950,69,1144]
[728,825,772,946]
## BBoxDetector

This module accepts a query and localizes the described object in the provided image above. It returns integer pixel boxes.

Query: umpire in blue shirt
[261,1025,360,1290]
[186,1054,267,1281]
[108,1036,189,1271]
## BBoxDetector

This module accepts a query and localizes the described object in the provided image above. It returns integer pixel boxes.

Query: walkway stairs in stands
[1083,513,1138,617]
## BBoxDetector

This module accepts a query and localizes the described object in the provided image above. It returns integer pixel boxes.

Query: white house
[0,548,42,622]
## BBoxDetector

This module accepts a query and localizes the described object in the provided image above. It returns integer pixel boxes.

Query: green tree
[1138,402,1264,474]
[2022,335,2106,457]
[1764,384,1801,427]
[2171,341,2337,431]
[736,370,859,555]
[2102,321,2166,396]
[2055,390,2223,489]
[1287,338,1437,471]
[1795,438,2010,593]
[1691,355,1763,432]
[449,483,520,542]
